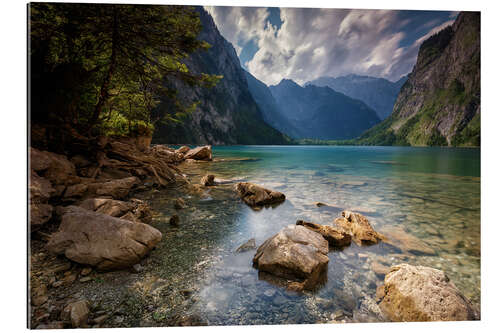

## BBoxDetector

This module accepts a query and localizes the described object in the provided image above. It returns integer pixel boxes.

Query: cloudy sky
[205,6,458,85]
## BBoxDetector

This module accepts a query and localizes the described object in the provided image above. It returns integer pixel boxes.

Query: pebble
[52,280,64,288]
[131,264,144,273]
[50,262,72,274]
[333,309,346,320]
[80,267,92,276]
[63,273,77,284]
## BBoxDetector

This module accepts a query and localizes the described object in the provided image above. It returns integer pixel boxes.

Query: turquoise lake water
[140,145,480,325]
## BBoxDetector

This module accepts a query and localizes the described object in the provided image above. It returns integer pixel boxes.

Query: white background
[1,0,497,332]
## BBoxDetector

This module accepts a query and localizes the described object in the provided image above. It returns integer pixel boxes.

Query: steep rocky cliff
[269,79,380,140]
[358,12,480,146]
[153,8,289,145]
[244,71,301,138]
[306,74,407,120]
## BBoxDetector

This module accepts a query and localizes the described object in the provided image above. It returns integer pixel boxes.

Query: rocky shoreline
[29,137,214,328]
[29,138,479,328]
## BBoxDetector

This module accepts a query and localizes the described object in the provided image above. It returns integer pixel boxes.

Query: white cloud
[204,6,270,56]
[205,6,456,85]
[414,19,455,45]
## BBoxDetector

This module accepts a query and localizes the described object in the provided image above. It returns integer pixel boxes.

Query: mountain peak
[275,78,300,88]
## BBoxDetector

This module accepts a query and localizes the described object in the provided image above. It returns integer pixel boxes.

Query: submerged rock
[236,238,256,253]
[378,264,479,321]
[174,197,187,209]
[47,206,161,270]
[371,261,390,278]
[253,225,329,290]
[200,174,216,186]
[334,211,383,245]
[169,214,180,227]
[184,145,212,161]
[296,220,351,248]
[234,182,286,207]
[380,226,435,255]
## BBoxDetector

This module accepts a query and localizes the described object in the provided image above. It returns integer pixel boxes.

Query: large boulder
[253,225,329,290]
[378,264,479,321]
[79,198,152,223]
[30,170,55,203]
[30,170,56,229]
[30,147,52,172]
[63,183,89,200]
[90,176,139,200]
[296,220,351,248]
[380,226,435,255]
[30,203,53,230]
[30,148,77,185]
[149,144,184,163]
[234,182,286,207]
[334,211,383,245]
[47,206,162,270]
[184,146,212,161]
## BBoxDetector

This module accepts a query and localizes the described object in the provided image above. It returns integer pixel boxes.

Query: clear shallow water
[140,146,480,325]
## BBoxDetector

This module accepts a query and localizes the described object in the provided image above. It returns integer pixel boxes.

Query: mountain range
[153,9,479,147]
[154,7,387,144]
[265,79,381,140]
[306,74,407,120]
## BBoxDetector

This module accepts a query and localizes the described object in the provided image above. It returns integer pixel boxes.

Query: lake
[137,145,480,325]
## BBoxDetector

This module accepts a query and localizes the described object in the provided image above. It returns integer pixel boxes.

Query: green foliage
[294,138,355,145]
[100,110,154,137]
[452,113,481,146]
[29,3,220,137]
[354,115,397,146]
[356,76,479,147]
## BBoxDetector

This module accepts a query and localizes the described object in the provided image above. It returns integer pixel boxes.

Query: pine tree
[29,3,221,138]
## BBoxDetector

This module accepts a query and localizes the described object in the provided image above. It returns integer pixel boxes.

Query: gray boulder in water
[253,225,329,290]
[234,182,285,207]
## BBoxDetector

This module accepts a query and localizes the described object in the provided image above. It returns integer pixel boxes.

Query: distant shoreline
[158,142,481,149]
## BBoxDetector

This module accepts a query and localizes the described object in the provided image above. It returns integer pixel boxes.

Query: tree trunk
[87,8,119,133]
